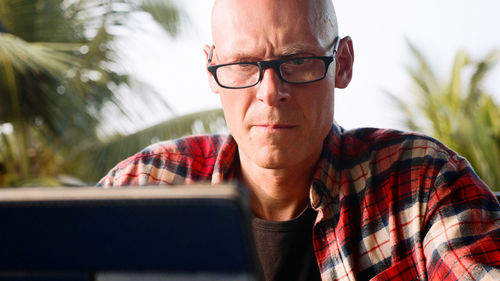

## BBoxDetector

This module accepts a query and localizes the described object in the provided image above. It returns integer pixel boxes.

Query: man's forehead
[215,41,325,60]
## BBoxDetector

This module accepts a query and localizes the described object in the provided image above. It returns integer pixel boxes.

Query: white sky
[118,0,500,133]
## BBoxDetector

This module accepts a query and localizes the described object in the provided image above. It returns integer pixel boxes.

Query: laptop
[0,184,262,281]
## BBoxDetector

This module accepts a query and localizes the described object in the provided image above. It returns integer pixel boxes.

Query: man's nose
[256,68,291,106]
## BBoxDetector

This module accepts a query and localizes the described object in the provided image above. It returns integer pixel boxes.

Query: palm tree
[72,108,227,184]
[390,41,500,190]
[0,0,181,186]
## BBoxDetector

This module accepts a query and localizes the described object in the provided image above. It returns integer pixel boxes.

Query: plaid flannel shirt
[99,124,500,281]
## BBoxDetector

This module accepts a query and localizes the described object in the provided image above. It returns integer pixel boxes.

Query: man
[99,0,500,280]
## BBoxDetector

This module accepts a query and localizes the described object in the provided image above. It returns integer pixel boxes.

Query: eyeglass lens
[216,64,260,88]
[281,58,326,83]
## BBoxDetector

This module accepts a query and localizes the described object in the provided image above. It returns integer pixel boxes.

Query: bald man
[99,0,500,280]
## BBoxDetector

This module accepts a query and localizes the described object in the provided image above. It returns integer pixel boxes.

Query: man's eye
[236,64,256,72]
[290,58,306,65]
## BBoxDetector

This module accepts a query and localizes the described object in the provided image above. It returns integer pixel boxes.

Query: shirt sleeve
[96,136,226,187]
[96,146,187,187]
[422,153,500,280]
[96,152,162,187]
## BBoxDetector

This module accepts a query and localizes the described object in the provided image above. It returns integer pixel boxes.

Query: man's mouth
[253,124,298,132]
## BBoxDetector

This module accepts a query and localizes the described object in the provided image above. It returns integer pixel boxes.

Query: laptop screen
[0,184,261,281]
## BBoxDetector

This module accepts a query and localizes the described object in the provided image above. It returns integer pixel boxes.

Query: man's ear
[203,44,220,94]
[335,36,354,89]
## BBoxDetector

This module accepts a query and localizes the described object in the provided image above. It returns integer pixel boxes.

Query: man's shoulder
[98,134,233,186]
[334,127,467,176]
[332,126,494,215]
[341,127,440,144]
[339,127,454,159]
[139,134,230,158]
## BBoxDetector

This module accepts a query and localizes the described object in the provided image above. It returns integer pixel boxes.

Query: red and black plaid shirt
[99,124,500,281]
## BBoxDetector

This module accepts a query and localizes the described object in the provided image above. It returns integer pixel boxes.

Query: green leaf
[71,109,227,184]
[141,0,181,36]
[388,40,500,190]
[0,0,183,186]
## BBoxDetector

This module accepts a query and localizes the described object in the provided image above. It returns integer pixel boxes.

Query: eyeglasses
[207,37,340,89]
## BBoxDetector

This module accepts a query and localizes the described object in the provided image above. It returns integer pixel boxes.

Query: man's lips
[252,124,297,130]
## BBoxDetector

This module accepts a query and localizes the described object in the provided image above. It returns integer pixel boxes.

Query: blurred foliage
[390,41,500,190]
[72,109,227,184]
[0,0,182,187]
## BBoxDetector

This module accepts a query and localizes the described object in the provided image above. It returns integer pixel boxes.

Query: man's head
[205,0,354,171]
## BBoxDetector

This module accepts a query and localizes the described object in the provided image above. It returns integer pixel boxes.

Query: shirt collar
[310,123,344,211]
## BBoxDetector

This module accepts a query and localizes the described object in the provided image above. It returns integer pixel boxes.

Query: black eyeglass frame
[207,36,340,89]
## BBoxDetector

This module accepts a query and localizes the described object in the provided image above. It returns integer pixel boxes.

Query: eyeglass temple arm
[207,45,215,64]
[332,36,341,57]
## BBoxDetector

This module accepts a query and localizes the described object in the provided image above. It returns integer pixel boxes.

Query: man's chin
[255,161,288,170]
[251,149,295,170]
[237,137,304,169]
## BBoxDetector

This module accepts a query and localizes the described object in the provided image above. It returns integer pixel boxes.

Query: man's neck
[238,153,319,221]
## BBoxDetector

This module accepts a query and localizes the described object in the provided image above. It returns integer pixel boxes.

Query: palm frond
[390,40,500,190]
[70,109,227,184]
[466,50,499,107]
[448,50,469,112]
[0,33,78,75]
[384,90,421,132]
[405,39,439,94]
[0,0,183,186]
[140,0,180,36]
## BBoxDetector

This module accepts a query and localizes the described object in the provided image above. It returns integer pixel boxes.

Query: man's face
[208,0,338,170]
